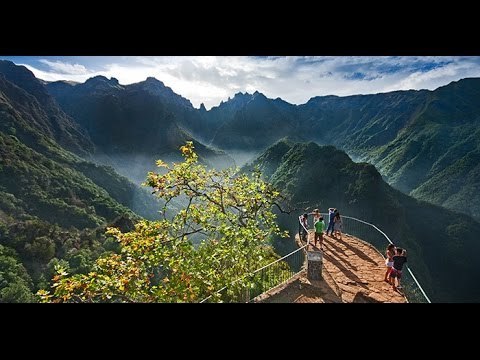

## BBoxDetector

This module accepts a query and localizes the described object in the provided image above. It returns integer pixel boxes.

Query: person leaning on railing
[298,213,309,242]
[299,209,322,242]
[389,248,407,292]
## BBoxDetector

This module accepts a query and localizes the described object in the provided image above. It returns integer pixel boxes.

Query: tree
[0,282,35,303]
[39,142,288,303]
[0,244,35,303]
[24,236,55,263]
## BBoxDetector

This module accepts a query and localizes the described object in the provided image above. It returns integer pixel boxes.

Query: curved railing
[200,214,431,303]
[322,213,431,303]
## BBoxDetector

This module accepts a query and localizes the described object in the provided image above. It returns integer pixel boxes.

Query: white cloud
[391,60,480,91]
[19,56,480,110]
[38,59,89,75]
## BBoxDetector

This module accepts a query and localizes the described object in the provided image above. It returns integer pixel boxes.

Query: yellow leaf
[156,160,168,168]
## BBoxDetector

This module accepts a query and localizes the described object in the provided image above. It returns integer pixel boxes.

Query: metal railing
[200,243,307,303]
[322,213,431,303]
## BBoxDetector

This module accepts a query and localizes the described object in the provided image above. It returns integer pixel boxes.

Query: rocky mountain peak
[84,75,123,91]
[144,76,165,86]
[135,77,193,109]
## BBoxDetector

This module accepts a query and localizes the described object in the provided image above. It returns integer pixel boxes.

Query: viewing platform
[256,231,407,303]
[200,214,429,303]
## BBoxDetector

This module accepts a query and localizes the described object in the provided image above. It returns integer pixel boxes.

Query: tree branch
[174,227,205,240]
[185,182,225,213]
[272,201,301,214]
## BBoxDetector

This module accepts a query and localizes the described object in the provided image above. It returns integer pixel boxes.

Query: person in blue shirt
[326,207,336,236]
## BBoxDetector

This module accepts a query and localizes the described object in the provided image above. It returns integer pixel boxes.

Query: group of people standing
[298,207,343,250]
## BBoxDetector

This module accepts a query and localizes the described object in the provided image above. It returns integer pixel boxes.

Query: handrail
[200,243,307,303]
[323,213,431,303]
[251,243,307,273]
[341,215,394,244]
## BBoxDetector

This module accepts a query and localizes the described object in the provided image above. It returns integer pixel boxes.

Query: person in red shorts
[384,244,396,282]
[389,247,407,291]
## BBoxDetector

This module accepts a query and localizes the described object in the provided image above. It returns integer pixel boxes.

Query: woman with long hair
[333,211,342,240]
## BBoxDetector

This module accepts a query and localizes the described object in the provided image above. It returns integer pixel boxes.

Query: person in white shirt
[298,213,309,242]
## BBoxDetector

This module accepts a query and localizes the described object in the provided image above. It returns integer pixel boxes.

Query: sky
[3,56,480,110]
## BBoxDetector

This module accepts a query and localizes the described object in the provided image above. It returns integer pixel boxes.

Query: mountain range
[47,76,233,184]
[45,70,480,223]
[180,80,480,222]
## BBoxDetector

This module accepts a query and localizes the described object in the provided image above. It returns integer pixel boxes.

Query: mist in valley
[216,150,260,169]
[86,149,259,222]
[91,152,179,186]
[91,149,259,184]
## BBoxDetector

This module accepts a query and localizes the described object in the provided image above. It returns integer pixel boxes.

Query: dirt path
[258,231,406,303]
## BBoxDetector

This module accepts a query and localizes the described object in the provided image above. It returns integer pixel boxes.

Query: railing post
[307,250,323,280]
